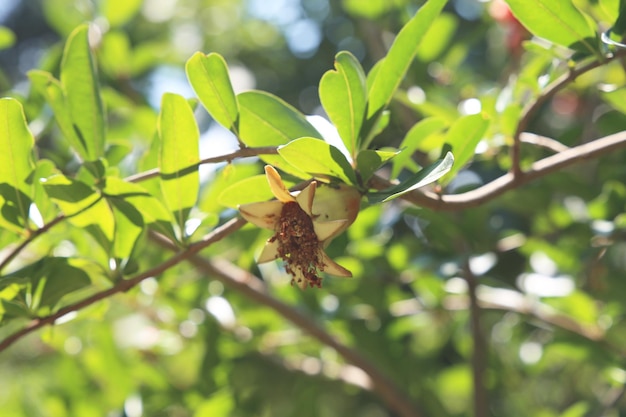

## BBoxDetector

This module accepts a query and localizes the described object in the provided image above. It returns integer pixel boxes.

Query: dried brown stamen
[269,201,325,288]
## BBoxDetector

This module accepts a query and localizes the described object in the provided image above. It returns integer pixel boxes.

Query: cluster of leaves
[2,0,626,416]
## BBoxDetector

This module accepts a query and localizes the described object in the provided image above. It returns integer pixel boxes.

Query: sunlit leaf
[392,117,448,178]
[100,0,142,27]
[0,98,35,234]
[366,0,447,119]
[441,113,490,184]
[0,26,15,50]
[109,198,144,260]
[505,0,598,55]
[219,174,295,208]
[368,152,454,203]
[278,137,357,185]
[100,31,132,78]
[238,90,321,177]
[158,93,200,240]
[319,51,366,159]
[28,70,82,153]
[42,174,114,251]
[61,24,106,162]
[200,164,262,214]
[31,160,59,225]
[186,52,239,132]
[416,13,458,62]
[102,176,176,242]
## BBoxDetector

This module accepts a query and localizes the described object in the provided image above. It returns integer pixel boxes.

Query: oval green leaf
[366,0,447,119]
[0,98,35,234]
[278,137,357,185]
[441,113,490,185]
[158,93,200,239]
[61,24,106,162]
[505,0,598,55]
[356,149,399,184]
[186,52,239,132]
[368,152,454,203]
[238,90,321,177]
[319,51,366,159]
[392,117,448,178]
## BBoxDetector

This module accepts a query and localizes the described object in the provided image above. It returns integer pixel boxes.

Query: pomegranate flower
[239,165,360,289]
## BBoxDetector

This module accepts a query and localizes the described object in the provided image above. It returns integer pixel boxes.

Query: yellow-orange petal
[320,252,352,277]
[265,165,295,203]
[295,181,316,215]
[239,200,283,229]
[257,239,280,263]
[313,219,348,242]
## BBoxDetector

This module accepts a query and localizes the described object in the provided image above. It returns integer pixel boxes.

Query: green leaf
[200,163,261,214]
[28,70,81,152]
[392,117,448,178]
[366,0,447,119]
[61,24,106,162]
[158,93,200,239]
[0,26,16,50]
[416,13,458,62]
[356,149,399,183]
[505,0,598,55]
[238,90,321,177]
[31,160,60,224]
[42,174,114,250]
[277,137,357,185]
[186,52,239,132]
[612,0,626,35]
[4,257,91,311]
[0,98,35,234]
[109,198,144,260]
[36,258,91,310]
[42,0,93,36]
[102,176,176,242]
[100,0,142,27]
[442,113,490,184]
[219,175,291,209]
[368,152,454,203]
[42,174,100,215]
[319,51,366,159]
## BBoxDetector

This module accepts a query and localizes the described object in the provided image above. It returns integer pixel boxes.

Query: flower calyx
[238,165,360,289]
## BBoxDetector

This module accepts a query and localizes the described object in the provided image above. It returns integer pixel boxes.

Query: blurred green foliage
[2,0,626,417]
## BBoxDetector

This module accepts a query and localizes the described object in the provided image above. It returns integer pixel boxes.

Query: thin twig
[124,146,279,183]
[519,132,570,153]
[0,217,246,353]
[370,130,626,210]
[510,49,626,176]
[0,214,66,273]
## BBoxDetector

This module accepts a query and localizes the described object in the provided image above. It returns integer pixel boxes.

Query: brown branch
[370,130,626,211]
[519,132,570,153]
[159,244,424,417]
[463,260,488,417]
[510,50,626,176]
[0,217,246,353]
[124,146,279,183]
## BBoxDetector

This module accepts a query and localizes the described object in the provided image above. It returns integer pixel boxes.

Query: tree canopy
[2,1,626,416]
